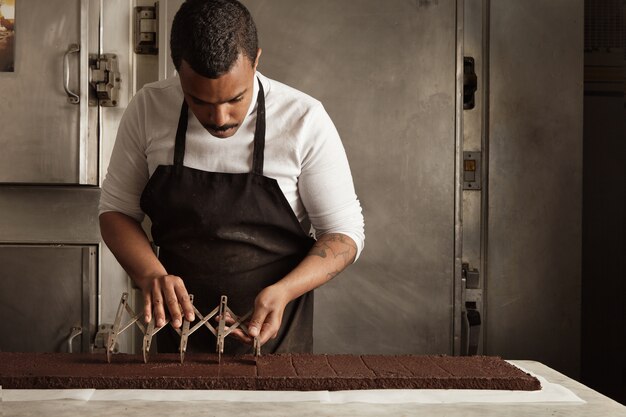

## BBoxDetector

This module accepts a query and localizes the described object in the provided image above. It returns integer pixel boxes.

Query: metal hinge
[89,54,121,107]
[134,4,158,55]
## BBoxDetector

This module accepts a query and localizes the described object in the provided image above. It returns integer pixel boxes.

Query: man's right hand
[140,274,195,328]
[99,212,196,329]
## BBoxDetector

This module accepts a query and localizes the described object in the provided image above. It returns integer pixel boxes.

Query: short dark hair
[170,0,258,78]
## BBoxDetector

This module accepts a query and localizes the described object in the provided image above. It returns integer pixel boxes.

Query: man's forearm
[100,211,194,326]
[242,232,357,342]
[274,232,357,301]
[99,211,167,289]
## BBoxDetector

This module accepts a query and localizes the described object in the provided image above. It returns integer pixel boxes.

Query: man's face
[179,51,260,139]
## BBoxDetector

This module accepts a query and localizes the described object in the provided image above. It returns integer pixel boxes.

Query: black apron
[139,79,315,354]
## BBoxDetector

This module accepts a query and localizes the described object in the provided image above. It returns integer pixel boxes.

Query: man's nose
[212,105,228,127]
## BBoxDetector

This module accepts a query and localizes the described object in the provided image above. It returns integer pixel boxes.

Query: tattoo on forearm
[309,243,326,258]
[307,233,357,280]
[326,270,340,281]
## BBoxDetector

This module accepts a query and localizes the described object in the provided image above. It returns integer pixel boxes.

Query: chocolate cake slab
[0,352,541,391]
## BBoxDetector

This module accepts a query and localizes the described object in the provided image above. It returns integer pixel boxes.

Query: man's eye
[231,96,244,103]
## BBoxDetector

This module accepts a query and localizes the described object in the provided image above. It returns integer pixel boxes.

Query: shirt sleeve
[298,103,365,259]
[99,91,150,222]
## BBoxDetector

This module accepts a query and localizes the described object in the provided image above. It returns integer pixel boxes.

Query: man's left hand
[224,284,289,346]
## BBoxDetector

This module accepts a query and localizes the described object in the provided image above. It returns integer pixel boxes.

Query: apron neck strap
[251,77,266,175]
[173,100,189,168]
[173,77,266,174]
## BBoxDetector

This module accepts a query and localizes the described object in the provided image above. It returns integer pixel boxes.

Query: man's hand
[140,274,195,328]
[100,212,196,329]
[247,285,291,344]
[224,284,290,346]
[220,233,357,347]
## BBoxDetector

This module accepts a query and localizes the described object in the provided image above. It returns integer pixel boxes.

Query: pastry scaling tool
[215,295,262,364]
[108,292,261,364]
[179,295,261,364]
[142,314,182,363]
[107,292,181,363]
[179,294,220,364]
[107,292,144,363]
[217,295,227,364]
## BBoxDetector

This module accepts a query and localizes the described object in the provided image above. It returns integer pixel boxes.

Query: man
[99,0,364,354]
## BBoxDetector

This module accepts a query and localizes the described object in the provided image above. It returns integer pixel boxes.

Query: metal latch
[464,57,477,110]
[90,54,120,107]
[461,262,482,355]
[134,5,158,55]
[462,262,480,289]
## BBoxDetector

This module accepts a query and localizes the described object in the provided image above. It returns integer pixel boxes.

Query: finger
[258,311,281,345]
[151,284,166,328]
[247,306,269,338]
[214,311,233,319]
[163,283,182,328]
[215,315,237,325]
[142,291,152,324]
[228,328,253,344]
[174,282,194,322]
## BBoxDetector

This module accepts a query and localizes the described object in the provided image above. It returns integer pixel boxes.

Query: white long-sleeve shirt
[99,72,364,257]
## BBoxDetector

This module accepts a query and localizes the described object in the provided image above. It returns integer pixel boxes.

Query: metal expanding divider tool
[107,293,261,364]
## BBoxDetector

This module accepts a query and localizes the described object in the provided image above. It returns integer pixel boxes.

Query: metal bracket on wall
[134,5,158,55]
[89,54,121,107]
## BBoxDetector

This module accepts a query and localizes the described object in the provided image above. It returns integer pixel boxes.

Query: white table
[2,361,625,416]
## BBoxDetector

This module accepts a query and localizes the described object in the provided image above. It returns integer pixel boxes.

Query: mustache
[204,123,238,132]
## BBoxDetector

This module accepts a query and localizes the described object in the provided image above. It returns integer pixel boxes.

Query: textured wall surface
[486,0,583,379]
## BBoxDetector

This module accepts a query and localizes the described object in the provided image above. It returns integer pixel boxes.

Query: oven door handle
[63,43,81,104]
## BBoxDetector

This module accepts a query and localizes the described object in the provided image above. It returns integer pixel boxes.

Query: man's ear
[253,48,262,71]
